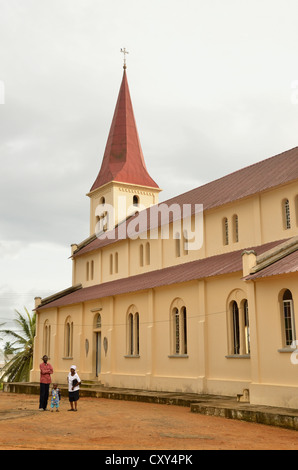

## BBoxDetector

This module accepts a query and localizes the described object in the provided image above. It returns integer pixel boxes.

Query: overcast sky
[0,0,298,345]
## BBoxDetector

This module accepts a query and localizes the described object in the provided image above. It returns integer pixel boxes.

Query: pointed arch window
[223,218,229,245]
[43,320,51,358]
[115,252,119,273]
[175,233,181,258]
[170,300,188,356]
[145,242,150,265]
[281,289,296,347]
[283,199,291,230]
[232,214,239,243]
[110,254,113,274]
[227,295,250,357]
[110,253,119,274]
[140,244,144,267]
[243,300,250,355]
[126,306,140,357]
[139,243,150,266]
[183,230,189,255]
[232,301,240,355]
[133,195,139,207]
[96,313,102,329]
[64,316,73,358]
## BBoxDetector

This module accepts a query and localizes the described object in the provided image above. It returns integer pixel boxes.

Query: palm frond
[0,308,36,383]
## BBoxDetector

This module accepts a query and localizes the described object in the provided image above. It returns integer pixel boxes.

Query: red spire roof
[90,69,159,192]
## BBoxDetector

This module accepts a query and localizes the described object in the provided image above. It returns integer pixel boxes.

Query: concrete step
[190,400,298,431]
[81,380,102,388]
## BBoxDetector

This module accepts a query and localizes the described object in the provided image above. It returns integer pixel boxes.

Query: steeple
[90,68,160,192]
[87,61,161,235]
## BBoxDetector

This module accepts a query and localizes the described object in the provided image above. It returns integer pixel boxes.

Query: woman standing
[67,365,81,411]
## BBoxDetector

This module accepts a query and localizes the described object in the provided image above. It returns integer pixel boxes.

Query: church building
[31,62,298,409]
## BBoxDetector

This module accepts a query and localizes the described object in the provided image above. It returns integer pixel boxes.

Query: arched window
[223,218,229,245]
[175,233,181,258]
[140,244,144,267]
[95,208,108,234]
[103,211,109,232]
[145,242,150,265]
[243,300,250,354]
[43,320,51,358]
[281,290,296,347]
[90,260,94,280]
[232,214,239,243]
[173,308,180,354]
[110,254,113,275]
[109,253,119,275]
[227,293,250,356]
[95,313,101,329]
[283,199,291,230]
[99,196,105,205]
[170,300,188,356]
[181,306,187,354]
[133,195,139,207]
[128,313,134,355]
[135,312,139,355]
[64,317,73,358]
[231,301,240,355]
[183,230,189,255]
[86,261,90,281]
[115,252,119,274]
[127,306,140,356]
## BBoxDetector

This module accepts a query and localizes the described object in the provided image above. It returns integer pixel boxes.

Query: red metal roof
[76,146,298,258]
[38,240,283,311]
[163,145,298,212]
[90,70,159,192]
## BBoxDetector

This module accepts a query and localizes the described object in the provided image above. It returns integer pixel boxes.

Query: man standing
[39,355,53,411]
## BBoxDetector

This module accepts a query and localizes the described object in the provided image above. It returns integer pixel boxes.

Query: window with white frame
[282,290,296,347]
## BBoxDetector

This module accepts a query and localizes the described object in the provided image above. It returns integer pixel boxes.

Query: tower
[87,59,161,236]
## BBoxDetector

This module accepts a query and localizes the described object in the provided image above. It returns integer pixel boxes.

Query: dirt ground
[0,391,298,450]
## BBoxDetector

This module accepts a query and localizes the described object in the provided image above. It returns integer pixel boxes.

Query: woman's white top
[67,372,81,392]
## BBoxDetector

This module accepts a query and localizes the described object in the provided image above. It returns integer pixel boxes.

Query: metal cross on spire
[120,48,129,69]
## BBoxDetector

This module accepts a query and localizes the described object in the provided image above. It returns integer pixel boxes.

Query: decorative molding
[119,187,154,196]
